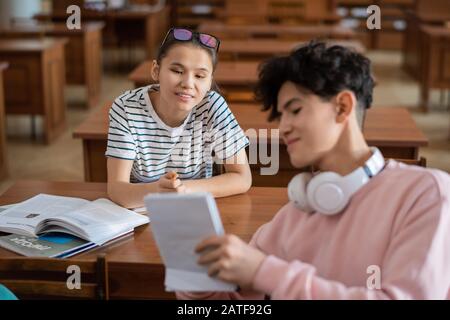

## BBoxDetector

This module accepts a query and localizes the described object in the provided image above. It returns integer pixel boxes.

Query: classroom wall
[0,0,41,27]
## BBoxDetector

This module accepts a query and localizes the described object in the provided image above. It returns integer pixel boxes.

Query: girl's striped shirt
[105,85,249,183]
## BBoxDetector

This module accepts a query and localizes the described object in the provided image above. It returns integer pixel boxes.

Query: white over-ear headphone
[288,147,385,215]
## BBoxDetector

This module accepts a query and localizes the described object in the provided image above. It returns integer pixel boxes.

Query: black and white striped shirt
[105,85,249,183]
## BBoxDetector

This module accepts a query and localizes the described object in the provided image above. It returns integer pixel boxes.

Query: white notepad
[144,192,237,292]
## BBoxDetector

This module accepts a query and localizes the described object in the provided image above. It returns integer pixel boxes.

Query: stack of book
[0,194,149,258]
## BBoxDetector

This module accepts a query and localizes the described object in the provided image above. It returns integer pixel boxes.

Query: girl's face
[277,81,344,168]
[152,43,214,114]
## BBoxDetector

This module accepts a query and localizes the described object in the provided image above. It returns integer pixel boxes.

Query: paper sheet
[145,192,237,292]
[165,268,236,292]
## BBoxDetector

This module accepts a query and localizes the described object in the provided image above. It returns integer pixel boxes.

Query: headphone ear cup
[288,173,314,213]
[306,172,348,215]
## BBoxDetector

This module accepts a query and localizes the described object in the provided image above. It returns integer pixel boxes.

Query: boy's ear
[151,60,160,81]
[334,90,356,123]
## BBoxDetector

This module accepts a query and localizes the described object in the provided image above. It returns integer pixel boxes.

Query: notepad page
[145,192,237,292]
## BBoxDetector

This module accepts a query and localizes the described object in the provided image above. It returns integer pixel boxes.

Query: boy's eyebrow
[170,62,210,72]
[278,97,302,112]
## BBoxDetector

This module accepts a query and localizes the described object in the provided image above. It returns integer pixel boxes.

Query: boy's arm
[249,174,450,300]
[176,226,267,300]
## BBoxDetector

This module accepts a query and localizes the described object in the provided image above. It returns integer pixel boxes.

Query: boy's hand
[195,234,266,289]
[158,171,187,193]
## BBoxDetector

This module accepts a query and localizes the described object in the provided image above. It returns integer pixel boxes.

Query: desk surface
[406,10,450,23]
[0,38,67,52]
[73,101,428,148]
[198,22,355,38]
[0,22,104,35]
[0,181,287,298]
[35,5,167,20]
[420,25,450,37]
[220,39,366,55]
[0,181,288,264]
[129,61,261,87]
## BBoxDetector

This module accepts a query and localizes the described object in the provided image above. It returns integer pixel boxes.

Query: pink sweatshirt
[177,160,450,300]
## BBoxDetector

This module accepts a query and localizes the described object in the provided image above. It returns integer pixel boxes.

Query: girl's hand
[158,171,187,193]
[195,234,266,289]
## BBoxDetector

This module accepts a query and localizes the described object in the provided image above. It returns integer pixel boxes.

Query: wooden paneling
[222,0,269,25]
[4,59,42,113]
[176,0,338,28]
[338,0,415,50]
[35,5,170,60]
[0,39,67,144]
[268,0,339,24]
[0,62,8,179]
[414,0,450,16]
[84,26,102,108]
[218,39,365,62]
[198,23,356,41]
[128,60,260,102]
[0,23,104,109]
[402,1,450,80]
[419,25,450,111]
[374,30,404,50]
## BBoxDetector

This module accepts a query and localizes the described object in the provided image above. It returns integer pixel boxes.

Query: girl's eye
[196,74,206,79]
[291,108,302,115]
[171,69,182,74]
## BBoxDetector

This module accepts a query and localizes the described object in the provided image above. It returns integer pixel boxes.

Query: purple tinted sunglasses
[162,28,220,52]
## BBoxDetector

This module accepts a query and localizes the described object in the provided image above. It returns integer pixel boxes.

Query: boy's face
[152,43,213,113]
[277,81,344,168]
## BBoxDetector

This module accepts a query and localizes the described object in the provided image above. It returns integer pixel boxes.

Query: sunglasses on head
[162,28,220,52]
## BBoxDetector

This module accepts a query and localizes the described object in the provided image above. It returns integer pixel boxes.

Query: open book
[0,194,149,245]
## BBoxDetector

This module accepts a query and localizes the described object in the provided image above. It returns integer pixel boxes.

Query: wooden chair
[0,254,109,300]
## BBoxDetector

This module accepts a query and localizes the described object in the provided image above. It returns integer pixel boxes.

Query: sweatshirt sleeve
[251,171,450,300]
[176,227,268,300]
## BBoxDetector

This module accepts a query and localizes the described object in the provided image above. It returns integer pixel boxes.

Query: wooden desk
[219,39,366,60]
[403,10,450,80]
[35,5,170,59]
[419,25,450,111]
[230,104,429,186]
[198,23,355,40]
[0,23,104,109]
[0,181,288,299]
[129,60,260,88]
[129,60,260,101]
[73,101,428,186]
[0,62,8,179]
[0,39,67,144]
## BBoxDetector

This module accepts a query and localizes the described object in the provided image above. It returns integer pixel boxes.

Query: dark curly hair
[254,41,375,127]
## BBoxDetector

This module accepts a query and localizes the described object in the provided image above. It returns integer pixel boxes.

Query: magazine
[0,194,149,245]
[0,231,133,258]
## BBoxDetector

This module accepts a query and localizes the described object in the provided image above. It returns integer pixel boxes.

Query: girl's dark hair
[255,41,375,127]
[156,28,220,92]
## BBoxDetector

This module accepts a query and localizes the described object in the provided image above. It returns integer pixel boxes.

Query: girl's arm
[108,148,252,207]
[183,148,252,198]
[106,158,182,208]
